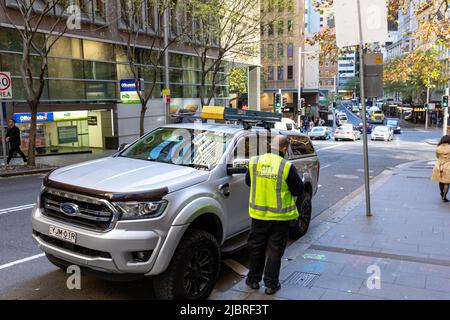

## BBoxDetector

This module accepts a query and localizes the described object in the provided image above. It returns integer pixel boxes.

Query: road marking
[0,203,36,216]
[316,144,344,152]
[321,164,331,169]
[0,253,45,271]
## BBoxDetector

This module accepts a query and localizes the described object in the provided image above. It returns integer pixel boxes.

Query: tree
[0,0,71,166]
[309,0,450,64]
[179,0,287,107]
[229,67,248,96]
[118,0,177,136]
[384,49,449,103]
[341,76,360,97]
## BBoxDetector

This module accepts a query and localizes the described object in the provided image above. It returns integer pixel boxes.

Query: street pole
[0,100,6,166]
[425,80,430,129]
[163,1,170,124]
[357,0,372,217]
[298,46,302,120]
[444,87,449,136]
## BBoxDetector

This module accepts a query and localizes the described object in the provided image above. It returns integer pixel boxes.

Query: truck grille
[41,189,118,232]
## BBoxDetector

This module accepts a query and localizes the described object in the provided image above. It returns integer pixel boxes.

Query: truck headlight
[114,200,168,220]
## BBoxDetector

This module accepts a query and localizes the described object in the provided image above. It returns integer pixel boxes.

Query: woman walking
[432,135,450,202]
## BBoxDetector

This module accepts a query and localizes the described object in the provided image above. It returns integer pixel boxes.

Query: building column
[248,66,261,111]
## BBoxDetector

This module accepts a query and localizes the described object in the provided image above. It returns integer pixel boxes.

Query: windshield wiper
[178,163,210,169]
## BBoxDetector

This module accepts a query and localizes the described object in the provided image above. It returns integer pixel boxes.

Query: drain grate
[283,271,320,287]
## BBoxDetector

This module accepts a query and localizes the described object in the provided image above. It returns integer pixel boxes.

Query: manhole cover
[283,271,320,287]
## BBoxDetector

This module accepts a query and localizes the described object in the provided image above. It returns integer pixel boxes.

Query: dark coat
[6,126,21,148]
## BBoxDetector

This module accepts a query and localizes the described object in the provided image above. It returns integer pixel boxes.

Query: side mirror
[227,159,249,175]
[118,143,130,152]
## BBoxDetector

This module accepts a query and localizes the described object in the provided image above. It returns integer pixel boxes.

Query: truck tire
[289,192,312,240]
[153,229,220,300]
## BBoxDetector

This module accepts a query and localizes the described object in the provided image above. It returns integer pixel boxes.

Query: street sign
[334,0,388,48]
[0,72,12,99]
[364,53,383,98]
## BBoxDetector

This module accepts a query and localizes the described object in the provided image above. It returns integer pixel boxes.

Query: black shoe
[245,279,260,290]
[443,197,449,203]
[265,283,281,295]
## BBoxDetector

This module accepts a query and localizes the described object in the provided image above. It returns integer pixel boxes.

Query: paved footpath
[212,160,450,300]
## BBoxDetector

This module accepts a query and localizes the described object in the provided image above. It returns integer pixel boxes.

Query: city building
[0,0,261,152]
[259,0,320,118]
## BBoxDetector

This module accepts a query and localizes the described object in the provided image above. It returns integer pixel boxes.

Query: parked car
[386,119,401,134]
[351,105,360,113]
[308,126,332,140]
[371,125,394,141]
[404,110,412,120]
[274,118,300,132]
[335,125,361,141]
[356,122,373,134]
[31,110,320,300]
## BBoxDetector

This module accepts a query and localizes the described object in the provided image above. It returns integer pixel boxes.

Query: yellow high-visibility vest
[248,153,299,221]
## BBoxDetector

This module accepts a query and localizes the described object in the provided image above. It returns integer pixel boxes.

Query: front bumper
[371,135,388,140]
[334,133,354,140]
[31,205,185,275]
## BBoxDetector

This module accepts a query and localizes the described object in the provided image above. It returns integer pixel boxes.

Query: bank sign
[14,111,88,123]
[120,79,143,104]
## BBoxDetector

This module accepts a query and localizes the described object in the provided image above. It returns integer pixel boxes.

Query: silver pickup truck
[31,122,320,300]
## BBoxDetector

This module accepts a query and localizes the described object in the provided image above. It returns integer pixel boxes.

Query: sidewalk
[0,149,116,177]
[213,160,450,300]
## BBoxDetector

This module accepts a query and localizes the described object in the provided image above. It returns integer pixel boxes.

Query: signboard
[0,72,12,99]
[120,79,143,104]
[334,0,388,48]
[363,53,383,98]
[429,103,436,111]
[14,112,54,123]
[57,126,78,144]
[53,111,88,121]
[162,88,171,96]
[14,111,88,123]
[87,116,98,125]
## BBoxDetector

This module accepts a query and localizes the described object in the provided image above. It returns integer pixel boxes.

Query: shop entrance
[14,110,112,155]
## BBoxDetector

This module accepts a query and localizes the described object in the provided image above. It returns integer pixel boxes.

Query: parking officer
[245,135,304,295]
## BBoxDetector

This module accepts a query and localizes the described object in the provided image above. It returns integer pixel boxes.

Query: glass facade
[0,27,229,102]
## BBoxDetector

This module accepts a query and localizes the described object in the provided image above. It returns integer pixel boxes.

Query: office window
[260,44,265,58]
[278,66,283,80]
[267,44,274,59]
[277,20,284,35]
[268,66,274,80]
[260,22,265,36]
[287,65,293,79]
[277,43,284,57]
[287,43,294,58]
[268,22,274,36]
[288,20,294,34]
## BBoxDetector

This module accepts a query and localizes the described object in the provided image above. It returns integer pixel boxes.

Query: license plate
[49,225,77,244]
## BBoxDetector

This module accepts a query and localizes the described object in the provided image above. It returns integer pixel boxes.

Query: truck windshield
[119,128,231,169]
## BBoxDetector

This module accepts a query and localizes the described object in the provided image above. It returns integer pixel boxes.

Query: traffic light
[424,103,429,111]
[443,95,449,108]
[332,101,337,110]
[282,97,287,108]
[300,98,305,109]
[275,93,281,109]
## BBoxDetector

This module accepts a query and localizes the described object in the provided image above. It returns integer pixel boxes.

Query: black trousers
[7,144,27,164]
[247,219,291,288]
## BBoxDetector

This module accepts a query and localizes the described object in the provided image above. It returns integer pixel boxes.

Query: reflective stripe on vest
[249,153,298,220]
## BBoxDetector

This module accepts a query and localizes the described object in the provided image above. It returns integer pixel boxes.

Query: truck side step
[221,231,249,256]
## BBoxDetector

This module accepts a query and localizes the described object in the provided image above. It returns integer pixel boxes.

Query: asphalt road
[0,118,442,299]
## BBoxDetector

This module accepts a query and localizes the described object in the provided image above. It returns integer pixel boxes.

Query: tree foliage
[384,49,449,102]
